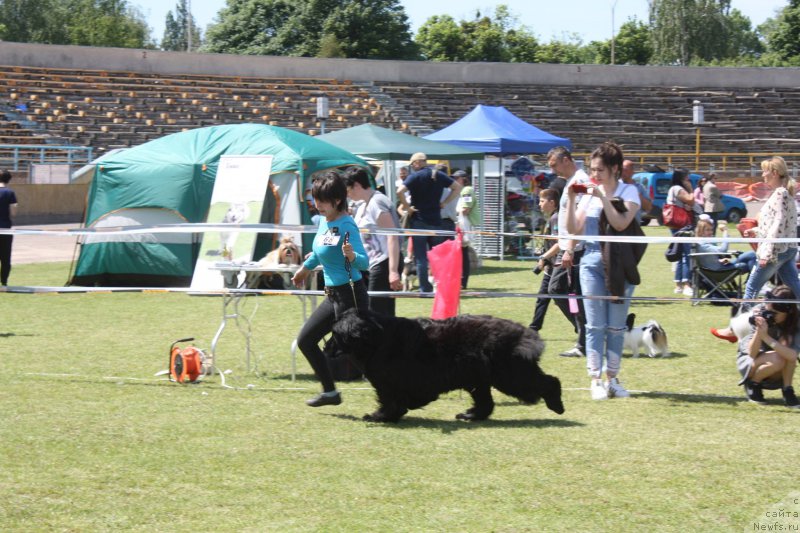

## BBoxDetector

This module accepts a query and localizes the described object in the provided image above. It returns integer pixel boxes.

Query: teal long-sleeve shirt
[303,215,369,287]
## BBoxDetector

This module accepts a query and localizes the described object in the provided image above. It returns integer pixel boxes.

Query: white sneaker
[673,287,682,294]
[590,379,608,400]
[606,378,630,398]
[682,286,694,297]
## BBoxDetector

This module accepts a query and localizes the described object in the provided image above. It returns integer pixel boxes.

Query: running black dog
[331,309,564,422]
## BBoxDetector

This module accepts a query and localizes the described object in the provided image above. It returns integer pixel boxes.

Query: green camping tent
[317,123,484,161]
[70,124,366,286]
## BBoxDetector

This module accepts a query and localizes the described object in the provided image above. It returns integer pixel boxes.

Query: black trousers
[461,246,470,289]
[546,251,586,352]
[361,257,396,317]
[529,267,553,331]
[0,234,12,285]
[296,278,369,392]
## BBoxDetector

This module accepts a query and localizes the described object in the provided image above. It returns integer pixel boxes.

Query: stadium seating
[2,64,800,171]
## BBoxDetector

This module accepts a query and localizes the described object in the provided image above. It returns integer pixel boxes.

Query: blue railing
[0,144,93,171]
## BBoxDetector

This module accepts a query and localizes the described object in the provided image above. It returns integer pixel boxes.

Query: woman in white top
[344,166,402,316]
[666,169,695,296]
[741,156,800,301]
[565,142,640,400]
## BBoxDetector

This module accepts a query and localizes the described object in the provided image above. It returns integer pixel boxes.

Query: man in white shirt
[545,147,589,357]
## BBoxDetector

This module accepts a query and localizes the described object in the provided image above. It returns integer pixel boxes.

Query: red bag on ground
[428,230,463,319]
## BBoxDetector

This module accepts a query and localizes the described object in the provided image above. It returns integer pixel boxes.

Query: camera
[749,309,777,327]
[532,258,550,275]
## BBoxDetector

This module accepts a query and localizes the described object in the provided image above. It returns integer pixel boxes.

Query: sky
[132,0,788,47]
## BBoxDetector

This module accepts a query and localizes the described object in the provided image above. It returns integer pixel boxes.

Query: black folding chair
[689,250,748,306]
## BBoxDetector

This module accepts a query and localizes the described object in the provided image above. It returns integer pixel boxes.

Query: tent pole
[385,159,396,206]
[499,156,504,261]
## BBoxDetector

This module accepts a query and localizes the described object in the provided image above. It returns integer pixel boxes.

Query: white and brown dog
[250,237,302,289]
[624,313,670,358]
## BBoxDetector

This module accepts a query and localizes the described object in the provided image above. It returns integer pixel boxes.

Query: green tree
[649,0,761,65]
[415,5,538,62]
[613,18,653,65]
[162,0,202,51]
[764,0,800,64]
[319,0,417,59]
[0,0,151,47]
[0,0,69,43]
[204,0,416,59]
[66,0,151,48]
[533,34,589,64]
[415,15,464,61]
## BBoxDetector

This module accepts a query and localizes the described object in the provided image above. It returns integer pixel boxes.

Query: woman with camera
[565,142,643,400]
[738,285,800,408]
[741,156,800,301]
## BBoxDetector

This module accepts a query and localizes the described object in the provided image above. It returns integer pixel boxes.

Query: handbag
[664,241,682,262]
[663,203,694,229]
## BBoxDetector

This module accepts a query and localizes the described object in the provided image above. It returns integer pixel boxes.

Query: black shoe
[783,386,800,408]
[743,380,767,405]
[306,392,342,407]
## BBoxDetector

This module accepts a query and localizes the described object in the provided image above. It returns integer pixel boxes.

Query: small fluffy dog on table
[624,313,670,358]
[251,237,302,289]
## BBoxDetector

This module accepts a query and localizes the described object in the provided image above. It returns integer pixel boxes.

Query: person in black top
[0,169,18,286]
[396,153,462,293]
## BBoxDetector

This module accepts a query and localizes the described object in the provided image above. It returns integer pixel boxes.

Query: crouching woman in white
[738,285,800,408]
[565,142,641,400]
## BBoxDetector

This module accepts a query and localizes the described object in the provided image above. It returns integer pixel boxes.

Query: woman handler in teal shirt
[292,171,369,407]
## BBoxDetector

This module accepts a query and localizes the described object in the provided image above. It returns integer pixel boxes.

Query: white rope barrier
[0,222,797,245]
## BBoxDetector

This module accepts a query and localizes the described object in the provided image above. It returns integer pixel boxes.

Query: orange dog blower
[169,337,206,383]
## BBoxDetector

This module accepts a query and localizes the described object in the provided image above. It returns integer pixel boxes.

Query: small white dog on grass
[624,313,670,358]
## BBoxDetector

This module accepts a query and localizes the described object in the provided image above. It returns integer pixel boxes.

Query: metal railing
[0,144,93,172]
[574,152,800,176]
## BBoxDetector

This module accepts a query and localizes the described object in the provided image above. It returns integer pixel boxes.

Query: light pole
[611,0,618,65]
[187,0,192,52]
[317,96,329,134]
[693,100,704,170]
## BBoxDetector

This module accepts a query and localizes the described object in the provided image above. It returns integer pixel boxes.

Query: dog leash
[343,231,359,311]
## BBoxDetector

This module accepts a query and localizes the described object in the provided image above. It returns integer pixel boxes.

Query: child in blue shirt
[292,171,369,407]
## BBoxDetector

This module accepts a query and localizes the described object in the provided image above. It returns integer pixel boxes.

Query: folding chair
[689,250,748,306]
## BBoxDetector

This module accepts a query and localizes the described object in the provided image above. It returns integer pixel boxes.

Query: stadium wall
[13,183,89,224]
[1,42,800,89]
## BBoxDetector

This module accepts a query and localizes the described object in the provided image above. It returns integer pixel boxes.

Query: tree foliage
[415,5,538,62]
[0,0,152,48]
[161,0,202,52]
[648,0,762,65]
[203,0,417,59]
[763,0,800,65]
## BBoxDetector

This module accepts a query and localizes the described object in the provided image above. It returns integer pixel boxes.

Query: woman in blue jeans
[666,169,696,296]
[742,156,800,302]
[566,142,641,400]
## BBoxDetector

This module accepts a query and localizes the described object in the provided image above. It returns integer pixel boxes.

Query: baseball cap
[452,170,467,177]
[410,152,427,163]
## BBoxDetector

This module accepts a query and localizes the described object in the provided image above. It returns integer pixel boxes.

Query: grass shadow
[635,390,746,406]
[0,332,36,337]
[326,412,583,432]
[475,264,532,276]
[622,352,688,359]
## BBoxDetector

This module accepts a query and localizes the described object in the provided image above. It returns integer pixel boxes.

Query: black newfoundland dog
[331,309,564,422]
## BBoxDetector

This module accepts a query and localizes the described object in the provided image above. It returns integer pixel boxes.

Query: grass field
[1,226,799,532]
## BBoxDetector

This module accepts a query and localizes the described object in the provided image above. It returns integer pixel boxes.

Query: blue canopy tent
[424,104,571,154]
[424,105,572,258]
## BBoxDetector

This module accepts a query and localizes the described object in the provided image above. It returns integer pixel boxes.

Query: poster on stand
[190,155,273,291]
